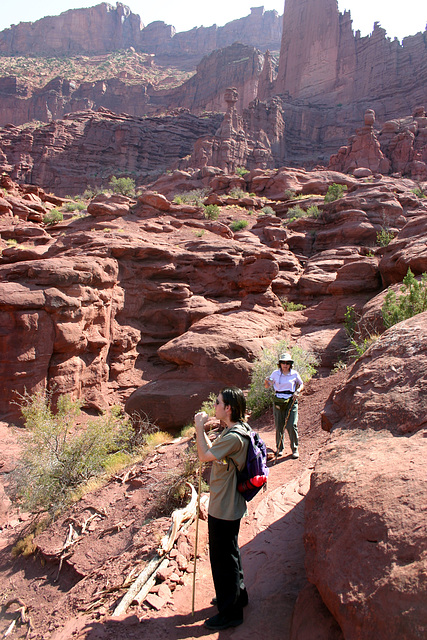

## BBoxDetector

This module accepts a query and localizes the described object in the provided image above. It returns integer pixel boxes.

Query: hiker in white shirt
[265,352,303,459]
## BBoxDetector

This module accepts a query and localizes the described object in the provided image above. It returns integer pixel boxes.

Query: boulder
[304,428,427,640]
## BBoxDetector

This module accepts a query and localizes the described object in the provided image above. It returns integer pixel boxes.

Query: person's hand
[194,411,209,429]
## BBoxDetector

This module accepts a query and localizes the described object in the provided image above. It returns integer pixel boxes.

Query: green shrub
[230,219,249,232]
[324,183,348,203]
[284,189,296,200]
[203,204,220,220]
[376,227,395,247]
[247,341,318,417]
[109,176,136,197]
[235,166,249,177]
[83,186,103,200]
[411,186,426,198]
[173,188,209,206]
[62,201,86,212]
[200,392,217,417]
[382,268,427,329]
[43,209,63,225]
[286,205,306,222]
[280,298,306,311]
[16,392,135,515]
[260,205,275,216]
[307,205,320,218]
[229,187,247,199]
[344,305,379,358]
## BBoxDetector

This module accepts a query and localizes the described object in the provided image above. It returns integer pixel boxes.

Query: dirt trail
[0,372,342,640]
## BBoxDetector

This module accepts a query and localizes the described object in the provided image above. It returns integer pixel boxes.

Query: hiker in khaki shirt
[195,386,249,631]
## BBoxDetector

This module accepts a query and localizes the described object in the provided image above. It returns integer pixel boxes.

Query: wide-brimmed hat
[278,352,293,364]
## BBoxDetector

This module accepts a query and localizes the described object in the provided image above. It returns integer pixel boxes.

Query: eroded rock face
[276,0,427,112]
[304,428,427,640]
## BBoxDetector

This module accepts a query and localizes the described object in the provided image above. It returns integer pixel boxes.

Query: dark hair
[220,386,246,423]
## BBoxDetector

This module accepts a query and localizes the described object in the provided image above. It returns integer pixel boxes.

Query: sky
[0,1,426,42]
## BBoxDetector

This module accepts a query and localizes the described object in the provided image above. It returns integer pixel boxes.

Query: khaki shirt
[208,422,250,521]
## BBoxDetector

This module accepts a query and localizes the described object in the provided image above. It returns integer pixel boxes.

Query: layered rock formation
[0,108,223,196]
[187,88,285,172]
[276,0,427,110]
[273,0,427,165]
[0,3,143,55]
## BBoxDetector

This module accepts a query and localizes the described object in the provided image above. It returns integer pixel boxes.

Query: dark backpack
[230,425,269,501]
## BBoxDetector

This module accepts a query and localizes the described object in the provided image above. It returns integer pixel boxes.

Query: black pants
[208,514,246,620]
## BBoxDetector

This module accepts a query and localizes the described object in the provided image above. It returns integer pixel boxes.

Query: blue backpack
[230,424,269,501]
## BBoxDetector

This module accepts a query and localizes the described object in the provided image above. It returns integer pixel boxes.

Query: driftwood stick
[132,557,169,606]
[112,554,164,617]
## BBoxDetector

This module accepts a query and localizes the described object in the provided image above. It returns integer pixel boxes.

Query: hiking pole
[192,460,203,616]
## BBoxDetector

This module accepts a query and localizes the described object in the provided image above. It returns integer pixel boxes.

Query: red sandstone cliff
[0,3,282,59]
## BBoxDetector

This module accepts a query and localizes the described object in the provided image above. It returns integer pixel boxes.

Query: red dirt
[0,370,345,640]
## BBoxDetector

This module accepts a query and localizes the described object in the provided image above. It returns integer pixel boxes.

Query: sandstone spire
[276,0,341,99]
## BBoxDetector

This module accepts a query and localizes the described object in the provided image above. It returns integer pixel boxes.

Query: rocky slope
[1,166,426,429]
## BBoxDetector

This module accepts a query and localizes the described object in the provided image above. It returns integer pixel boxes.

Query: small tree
[382,268,427,329]
[247,341,318,417]
[230,219,249,232]
[109,176,136,197]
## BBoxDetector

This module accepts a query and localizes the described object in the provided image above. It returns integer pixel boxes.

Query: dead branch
[159,483,197,554]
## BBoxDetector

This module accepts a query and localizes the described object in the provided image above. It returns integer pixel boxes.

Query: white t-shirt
[269,368,303,398]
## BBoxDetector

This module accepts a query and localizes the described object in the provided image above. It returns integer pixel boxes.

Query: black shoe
[204,613,243,631]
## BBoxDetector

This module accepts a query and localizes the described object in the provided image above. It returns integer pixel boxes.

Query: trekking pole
[191,460,203,616]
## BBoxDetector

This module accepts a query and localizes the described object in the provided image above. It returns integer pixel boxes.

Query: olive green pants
[273,398,298,454]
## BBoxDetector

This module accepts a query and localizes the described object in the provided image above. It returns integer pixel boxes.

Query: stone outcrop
[272,0,427,166]
[276,0,427,110]
[304,427,426,640]
[187,88,285,173]
[296,312,427,639]
[0,3,143,56]
[154,43,265,115]
[321,311,427,434]
[329,107,427,179]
